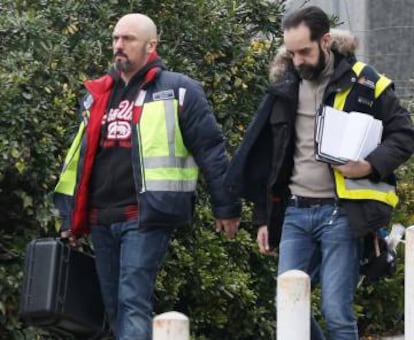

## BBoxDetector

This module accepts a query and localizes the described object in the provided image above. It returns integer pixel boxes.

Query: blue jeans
[277,205,360,340]
[90,220,173,340]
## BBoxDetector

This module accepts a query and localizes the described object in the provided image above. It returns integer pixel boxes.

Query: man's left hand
[215,217,240,239]
[334,160,372,178]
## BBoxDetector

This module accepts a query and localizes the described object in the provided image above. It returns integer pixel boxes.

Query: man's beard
[296,44,326,81]
[115,59,133,72]
[114,51,133,72]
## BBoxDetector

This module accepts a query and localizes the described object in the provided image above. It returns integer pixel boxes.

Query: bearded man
[225,6,414,339]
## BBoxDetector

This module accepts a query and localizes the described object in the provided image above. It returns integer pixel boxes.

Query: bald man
[54,13,241,339]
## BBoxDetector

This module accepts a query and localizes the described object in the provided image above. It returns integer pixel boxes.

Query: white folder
[315,106,383,165]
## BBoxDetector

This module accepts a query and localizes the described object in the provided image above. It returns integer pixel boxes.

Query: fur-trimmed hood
[269,29,359,83]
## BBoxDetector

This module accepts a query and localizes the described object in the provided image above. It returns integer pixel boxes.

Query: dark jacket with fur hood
[225,30,414,248]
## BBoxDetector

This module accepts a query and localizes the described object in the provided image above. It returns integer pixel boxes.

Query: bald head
[112,13,158,82]
[114,13,157,41]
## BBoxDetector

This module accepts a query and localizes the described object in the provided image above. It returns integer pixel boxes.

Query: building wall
[366,0,414,98]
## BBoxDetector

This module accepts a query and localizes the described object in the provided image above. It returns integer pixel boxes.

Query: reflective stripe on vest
[54,121,86,196]
[333,61,398,207]
[334,172,399,207]
[137,93,199,192]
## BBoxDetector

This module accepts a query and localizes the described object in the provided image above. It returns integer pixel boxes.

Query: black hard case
[19,238,106,337]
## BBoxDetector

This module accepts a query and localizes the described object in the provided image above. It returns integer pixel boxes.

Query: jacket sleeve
[224,94,275,226]
[53,127,80,232]
[366,87,414,180]
[252,203,267,227]
[53,193,73,231]
[177,76,241,219]
[53,95,89,231]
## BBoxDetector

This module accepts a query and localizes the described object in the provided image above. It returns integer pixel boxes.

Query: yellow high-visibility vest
[54,115,88,196]
[332,61,398,207]
[135,89,199,192]
[55,89,199,196]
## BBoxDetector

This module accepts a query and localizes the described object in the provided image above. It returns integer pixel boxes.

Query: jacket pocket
[344,82,376,115]
[342,199,393,237]
[139,191,194,227]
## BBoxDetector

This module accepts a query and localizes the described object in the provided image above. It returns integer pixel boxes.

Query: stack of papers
[315,106,383,165]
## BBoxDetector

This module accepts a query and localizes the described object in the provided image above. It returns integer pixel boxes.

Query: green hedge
[0,0,412,338]
[0,1,283,339]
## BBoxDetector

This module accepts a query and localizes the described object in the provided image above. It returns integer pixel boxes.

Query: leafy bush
[0,0,284,339]
[1,1,412,338]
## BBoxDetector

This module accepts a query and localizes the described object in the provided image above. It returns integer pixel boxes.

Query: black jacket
[225,31,414,248]
[54,59,241,236]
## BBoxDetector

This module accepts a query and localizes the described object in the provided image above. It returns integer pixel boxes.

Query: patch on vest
[153,89,175,101]
[83,94,94,110]
[357,96,374,107]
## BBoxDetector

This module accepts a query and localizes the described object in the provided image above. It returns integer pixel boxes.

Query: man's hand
[334,160,372,178]
[60,230,77,247]
[215,217,240,239]
[256,225,276,255]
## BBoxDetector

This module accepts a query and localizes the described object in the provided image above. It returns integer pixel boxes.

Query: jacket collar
[84,73,115,97]
[84,52,166,97]
[267,69,299,99]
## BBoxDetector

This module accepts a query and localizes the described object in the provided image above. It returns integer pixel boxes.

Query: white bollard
[153,311,189,340]
[277,270,310,340]
[405,226,414,338]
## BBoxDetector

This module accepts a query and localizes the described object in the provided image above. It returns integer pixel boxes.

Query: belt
[88,205,138,225]
[288,195,337,208]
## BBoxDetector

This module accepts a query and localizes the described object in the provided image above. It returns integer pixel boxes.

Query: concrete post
[277,270,310,340]
[405,226,414,338]
[153,311,189,340]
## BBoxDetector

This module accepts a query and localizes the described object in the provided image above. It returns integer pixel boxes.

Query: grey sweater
[289,52,336,198]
